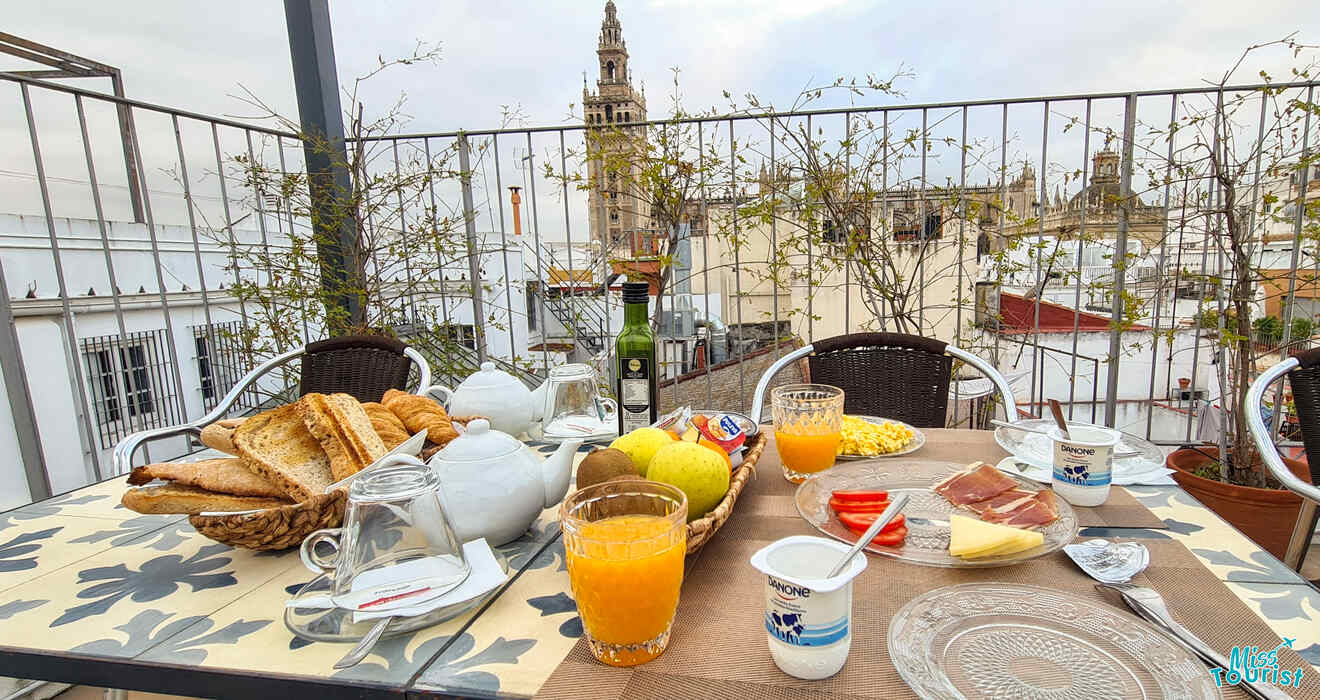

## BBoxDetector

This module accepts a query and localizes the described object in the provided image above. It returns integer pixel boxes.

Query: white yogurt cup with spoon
[749,535,867,680]
[1049,424,1121,506]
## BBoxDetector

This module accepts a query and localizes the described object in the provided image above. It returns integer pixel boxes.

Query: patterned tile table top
[0,441,588,696]
[1,433,1315,698]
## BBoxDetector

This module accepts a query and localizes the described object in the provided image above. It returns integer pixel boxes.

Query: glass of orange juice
[772,384,844,483]
[560,480,687,666]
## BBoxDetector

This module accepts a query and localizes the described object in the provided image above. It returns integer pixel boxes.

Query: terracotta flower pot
[1166,447,1313,560]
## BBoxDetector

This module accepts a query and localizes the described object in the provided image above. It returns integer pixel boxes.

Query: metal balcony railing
[0,69,1317,506]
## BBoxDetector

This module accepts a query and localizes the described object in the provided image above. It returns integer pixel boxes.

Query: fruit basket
[685,431,766,554]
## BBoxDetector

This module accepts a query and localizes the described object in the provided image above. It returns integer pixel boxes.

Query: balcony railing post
[458,133,488,363]
[0,260,51,500]
[1104,93,1138,427]
[283,0,362,333]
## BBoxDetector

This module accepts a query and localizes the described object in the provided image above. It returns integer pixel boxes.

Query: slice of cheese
[964,530,1045,559]
[949,514,1044,558]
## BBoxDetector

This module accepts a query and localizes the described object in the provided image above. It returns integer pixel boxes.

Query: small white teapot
[426,419,583,546]
[430,362,537,436]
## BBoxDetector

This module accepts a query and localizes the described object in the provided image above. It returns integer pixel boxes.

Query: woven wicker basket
[685,431,767,554]
[189,488,347,551]
[188,415,487,551]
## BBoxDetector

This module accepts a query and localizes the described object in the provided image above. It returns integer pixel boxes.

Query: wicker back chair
[299,335,415,402]
[1245,348,1320,572]
[113,335,431,475]
[749,332,1018,428]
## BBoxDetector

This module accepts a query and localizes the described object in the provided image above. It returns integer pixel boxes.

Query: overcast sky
[2,1,1318,238]
[6,0,1318,133]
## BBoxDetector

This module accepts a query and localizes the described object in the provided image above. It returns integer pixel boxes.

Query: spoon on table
[827,494,909,577]
[334,616,395,669]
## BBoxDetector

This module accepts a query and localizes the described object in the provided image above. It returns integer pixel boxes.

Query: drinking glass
[301,459,469,600]
[772,384,845,483]
[540,363,618,440]
[560,480,687,667]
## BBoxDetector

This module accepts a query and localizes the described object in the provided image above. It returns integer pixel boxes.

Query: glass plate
[889,583,1222,700]
[995,419,1165,475]
[794,460,1078,568]
[284,565,502,643]
[835,415,926,460]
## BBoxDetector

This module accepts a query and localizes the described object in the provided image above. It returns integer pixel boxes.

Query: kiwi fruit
[576,447,638,489]
[607,473,645,484]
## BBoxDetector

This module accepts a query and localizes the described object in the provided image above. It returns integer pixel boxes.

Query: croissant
[381,389,459,446]
[361,401,412,449]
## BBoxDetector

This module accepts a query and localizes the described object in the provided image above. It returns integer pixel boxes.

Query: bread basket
[685,431,766,554]
[189,489,347,551]
[188,415,486,551]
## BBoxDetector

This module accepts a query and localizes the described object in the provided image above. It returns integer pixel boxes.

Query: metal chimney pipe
[509,186,523,236]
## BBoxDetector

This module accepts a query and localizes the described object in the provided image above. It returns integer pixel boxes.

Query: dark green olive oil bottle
[616,281,658,433]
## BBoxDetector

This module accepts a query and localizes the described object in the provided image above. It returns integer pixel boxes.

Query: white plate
[835,415,925,460]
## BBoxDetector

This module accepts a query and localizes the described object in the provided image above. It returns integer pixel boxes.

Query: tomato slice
[838,512,905,534]
[868,525,908,547]
[828,497,891,513]
[830,490,890,502]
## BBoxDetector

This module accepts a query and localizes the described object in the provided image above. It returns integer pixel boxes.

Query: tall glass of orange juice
[560,481,687,666]
[772,384,844,483]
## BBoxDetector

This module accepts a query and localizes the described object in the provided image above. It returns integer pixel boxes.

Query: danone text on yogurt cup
[1049,424,1121,507]
[749,535,867,680]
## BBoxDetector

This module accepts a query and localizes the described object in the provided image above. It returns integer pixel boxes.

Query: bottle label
[620,357,651,432]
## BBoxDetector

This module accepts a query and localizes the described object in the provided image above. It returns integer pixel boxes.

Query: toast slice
[233,403,333,501]
[298,393,388,481]
[127,457,286,499]
[121,483,290,515]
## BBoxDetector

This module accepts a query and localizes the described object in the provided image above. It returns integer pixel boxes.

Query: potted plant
[1149,42,1319,559]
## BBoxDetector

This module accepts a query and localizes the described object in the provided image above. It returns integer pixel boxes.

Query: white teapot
[430,362,541,436]
[426,418,582,546]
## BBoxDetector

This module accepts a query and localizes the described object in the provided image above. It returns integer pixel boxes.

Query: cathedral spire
[596,1,629,84]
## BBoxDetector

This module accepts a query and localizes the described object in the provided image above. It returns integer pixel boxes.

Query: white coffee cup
[1049,424,1121,506]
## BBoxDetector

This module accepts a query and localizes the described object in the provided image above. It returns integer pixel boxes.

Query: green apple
[646,441,731,522]
[609,427,673,477]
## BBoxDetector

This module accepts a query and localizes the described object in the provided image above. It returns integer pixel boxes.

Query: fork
[1096,583,1291,700]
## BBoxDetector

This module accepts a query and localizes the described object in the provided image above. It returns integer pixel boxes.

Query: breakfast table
[0,428,1315,699]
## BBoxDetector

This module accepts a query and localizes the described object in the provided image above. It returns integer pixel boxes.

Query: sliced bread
[122,483,291,515]
[298,393,387,481]
[127,457,286,499]
[233,403,333,501]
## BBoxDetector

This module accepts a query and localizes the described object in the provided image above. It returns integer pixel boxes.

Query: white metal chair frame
[1245,357,1320,571]
[111,345,431,476]
[748,341,1020,426]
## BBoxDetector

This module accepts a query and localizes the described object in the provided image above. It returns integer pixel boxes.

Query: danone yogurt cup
[1049,424,1121,507]
[749,535,867,680]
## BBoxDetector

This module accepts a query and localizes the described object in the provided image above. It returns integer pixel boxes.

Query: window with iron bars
[81,329,184,449]
[191,321,258,412]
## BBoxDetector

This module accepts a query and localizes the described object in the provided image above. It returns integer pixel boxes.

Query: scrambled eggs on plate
[837,415,915,456]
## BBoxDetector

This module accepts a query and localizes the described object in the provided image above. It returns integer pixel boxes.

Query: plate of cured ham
[794,460,1078,568]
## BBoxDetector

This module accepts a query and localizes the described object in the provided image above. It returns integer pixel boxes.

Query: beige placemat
[739,429,1165,529]
[536,431,1314,699]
